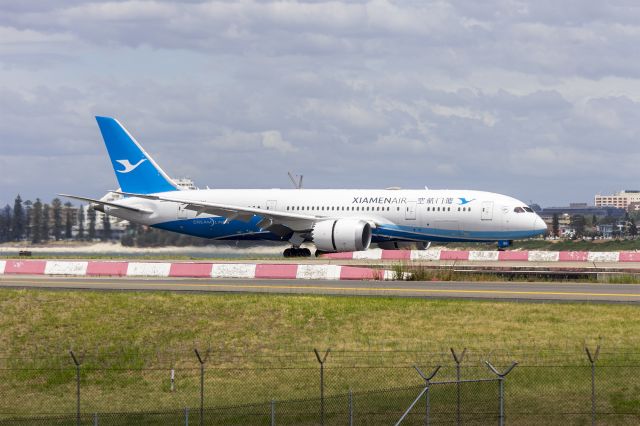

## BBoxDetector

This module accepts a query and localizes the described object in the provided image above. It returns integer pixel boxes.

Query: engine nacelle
[312,219,372,252]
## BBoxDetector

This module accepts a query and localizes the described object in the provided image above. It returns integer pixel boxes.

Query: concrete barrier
[169,263,214,278]
[44,261,88,276]
[127,262,172,277]
[211,263,257,279]
[321,249,640,262]
[559,251,588,262]
[410,250,441,261]
[353,249,383,260]
[469,251,500,261]
[87,261,129,276]
[5,260,47,274]
[528,251,560,262]
[255,264,298,279]
[297,265,342,280]
[440,250,470,260]
[620,252,640,262]
[587,252,620,262]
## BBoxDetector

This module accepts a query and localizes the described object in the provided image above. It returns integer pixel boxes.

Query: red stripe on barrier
[381,250,411,260]
[169,263,214,278]
[5,260,47,275]
[86,261,129,276]
[339,266,383,280]
[558,251,588,262]
[439,251,470,260]
[255,264,298,279]
[321,252,354,259]
[619,252,640,262]
[497,251,529,261]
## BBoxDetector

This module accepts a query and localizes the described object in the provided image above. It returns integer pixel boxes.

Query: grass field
[1,288,640,422]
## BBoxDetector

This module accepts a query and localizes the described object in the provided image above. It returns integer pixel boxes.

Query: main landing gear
[283,247,312,258]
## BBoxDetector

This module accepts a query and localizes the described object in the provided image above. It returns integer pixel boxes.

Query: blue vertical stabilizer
[96,116,178,194]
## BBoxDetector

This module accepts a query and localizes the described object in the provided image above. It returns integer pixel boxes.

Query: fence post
[69,350,83,426]
[450,348,467,426]
[93,412,98,426]
[184,407,189,426]
[585,345,600,426]
[171,363,175,392]
[194,348,210,426]
[314,348,331,426]
[414,365,441,426]
[271,399,275,426]
[349,389,353,426]
[485,361,517,426]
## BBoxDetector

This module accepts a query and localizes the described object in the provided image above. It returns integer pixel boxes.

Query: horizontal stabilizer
[58,193,153,214]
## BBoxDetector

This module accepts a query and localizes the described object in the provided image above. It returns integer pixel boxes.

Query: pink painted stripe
[321,252,354,259]
[619,252,640,262]
[255,264,298,279]
[381,250,411,260]
[558,251,588,262]
[439,250,470,260]
[86,261,129,276]
[5,260,47,275]
[339,266,384,280]
[498,251,529,261]
[169,263,214,278]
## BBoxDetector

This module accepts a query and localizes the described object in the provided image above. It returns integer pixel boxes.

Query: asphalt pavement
[1,275,639,303]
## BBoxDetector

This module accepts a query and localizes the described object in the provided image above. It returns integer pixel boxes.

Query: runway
[1,275,639,303]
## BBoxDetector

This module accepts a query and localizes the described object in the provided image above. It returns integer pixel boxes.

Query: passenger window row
[286,206,393,212]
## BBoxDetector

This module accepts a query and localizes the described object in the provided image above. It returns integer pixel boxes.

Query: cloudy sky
[2,0,640,207]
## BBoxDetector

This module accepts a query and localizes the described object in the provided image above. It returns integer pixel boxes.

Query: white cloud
[261,130,297,154]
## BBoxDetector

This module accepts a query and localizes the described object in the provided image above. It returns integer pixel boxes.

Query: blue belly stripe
[152,217,545,243]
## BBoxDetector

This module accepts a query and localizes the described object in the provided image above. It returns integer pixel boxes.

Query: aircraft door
[481,201,494,220]
[405,201,417,220]
[266,200,277,211]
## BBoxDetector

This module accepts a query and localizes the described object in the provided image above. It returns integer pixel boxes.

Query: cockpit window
[523,207,534,213]
[514,207,525,213]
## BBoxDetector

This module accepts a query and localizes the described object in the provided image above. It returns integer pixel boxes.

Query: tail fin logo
[115,159,147,174]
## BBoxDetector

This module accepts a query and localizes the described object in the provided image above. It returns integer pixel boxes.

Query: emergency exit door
[405,201,417,220]
[481,201,494,220]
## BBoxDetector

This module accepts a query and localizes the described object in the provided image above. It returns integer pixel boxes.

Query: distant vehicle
[61,117,547,257]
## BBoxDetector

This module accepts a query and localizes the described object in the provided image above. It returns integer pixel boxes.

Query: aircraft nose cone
[534,215,547,233]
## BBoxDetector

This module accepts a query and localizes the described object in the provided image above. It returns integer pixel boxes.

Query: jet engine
[312,219,372,252]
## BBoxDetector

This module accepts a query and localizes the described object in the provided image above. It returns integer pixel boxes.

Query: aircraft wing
[115,191,323,231]
[58,194,154,214]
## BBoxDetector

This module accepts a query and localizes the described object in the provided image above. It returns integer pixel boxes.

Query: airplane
[61,116,547,257]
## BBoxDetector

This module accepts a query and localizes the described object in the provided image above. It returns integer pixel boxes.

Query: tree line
[0,194,210,247]
[0,195,112,244]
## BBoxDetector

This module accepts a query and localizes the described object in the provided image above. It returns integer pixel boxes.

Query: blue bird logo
[458,197,475,205]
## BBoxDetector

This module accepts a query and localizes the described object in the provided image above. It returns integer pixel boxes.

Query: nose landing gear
[497,240,513,251]
[283,247,312,258]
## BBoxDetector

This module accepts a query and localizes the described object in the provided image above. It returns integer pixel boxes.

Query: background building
[594,190,640,210]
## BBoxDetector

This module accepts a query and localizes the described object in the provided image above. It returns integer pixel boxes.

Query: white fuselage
[105,188,547,244]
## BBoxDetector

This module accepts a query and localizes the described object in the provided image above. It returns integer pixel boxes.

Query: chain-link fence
[1,345,640,424]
